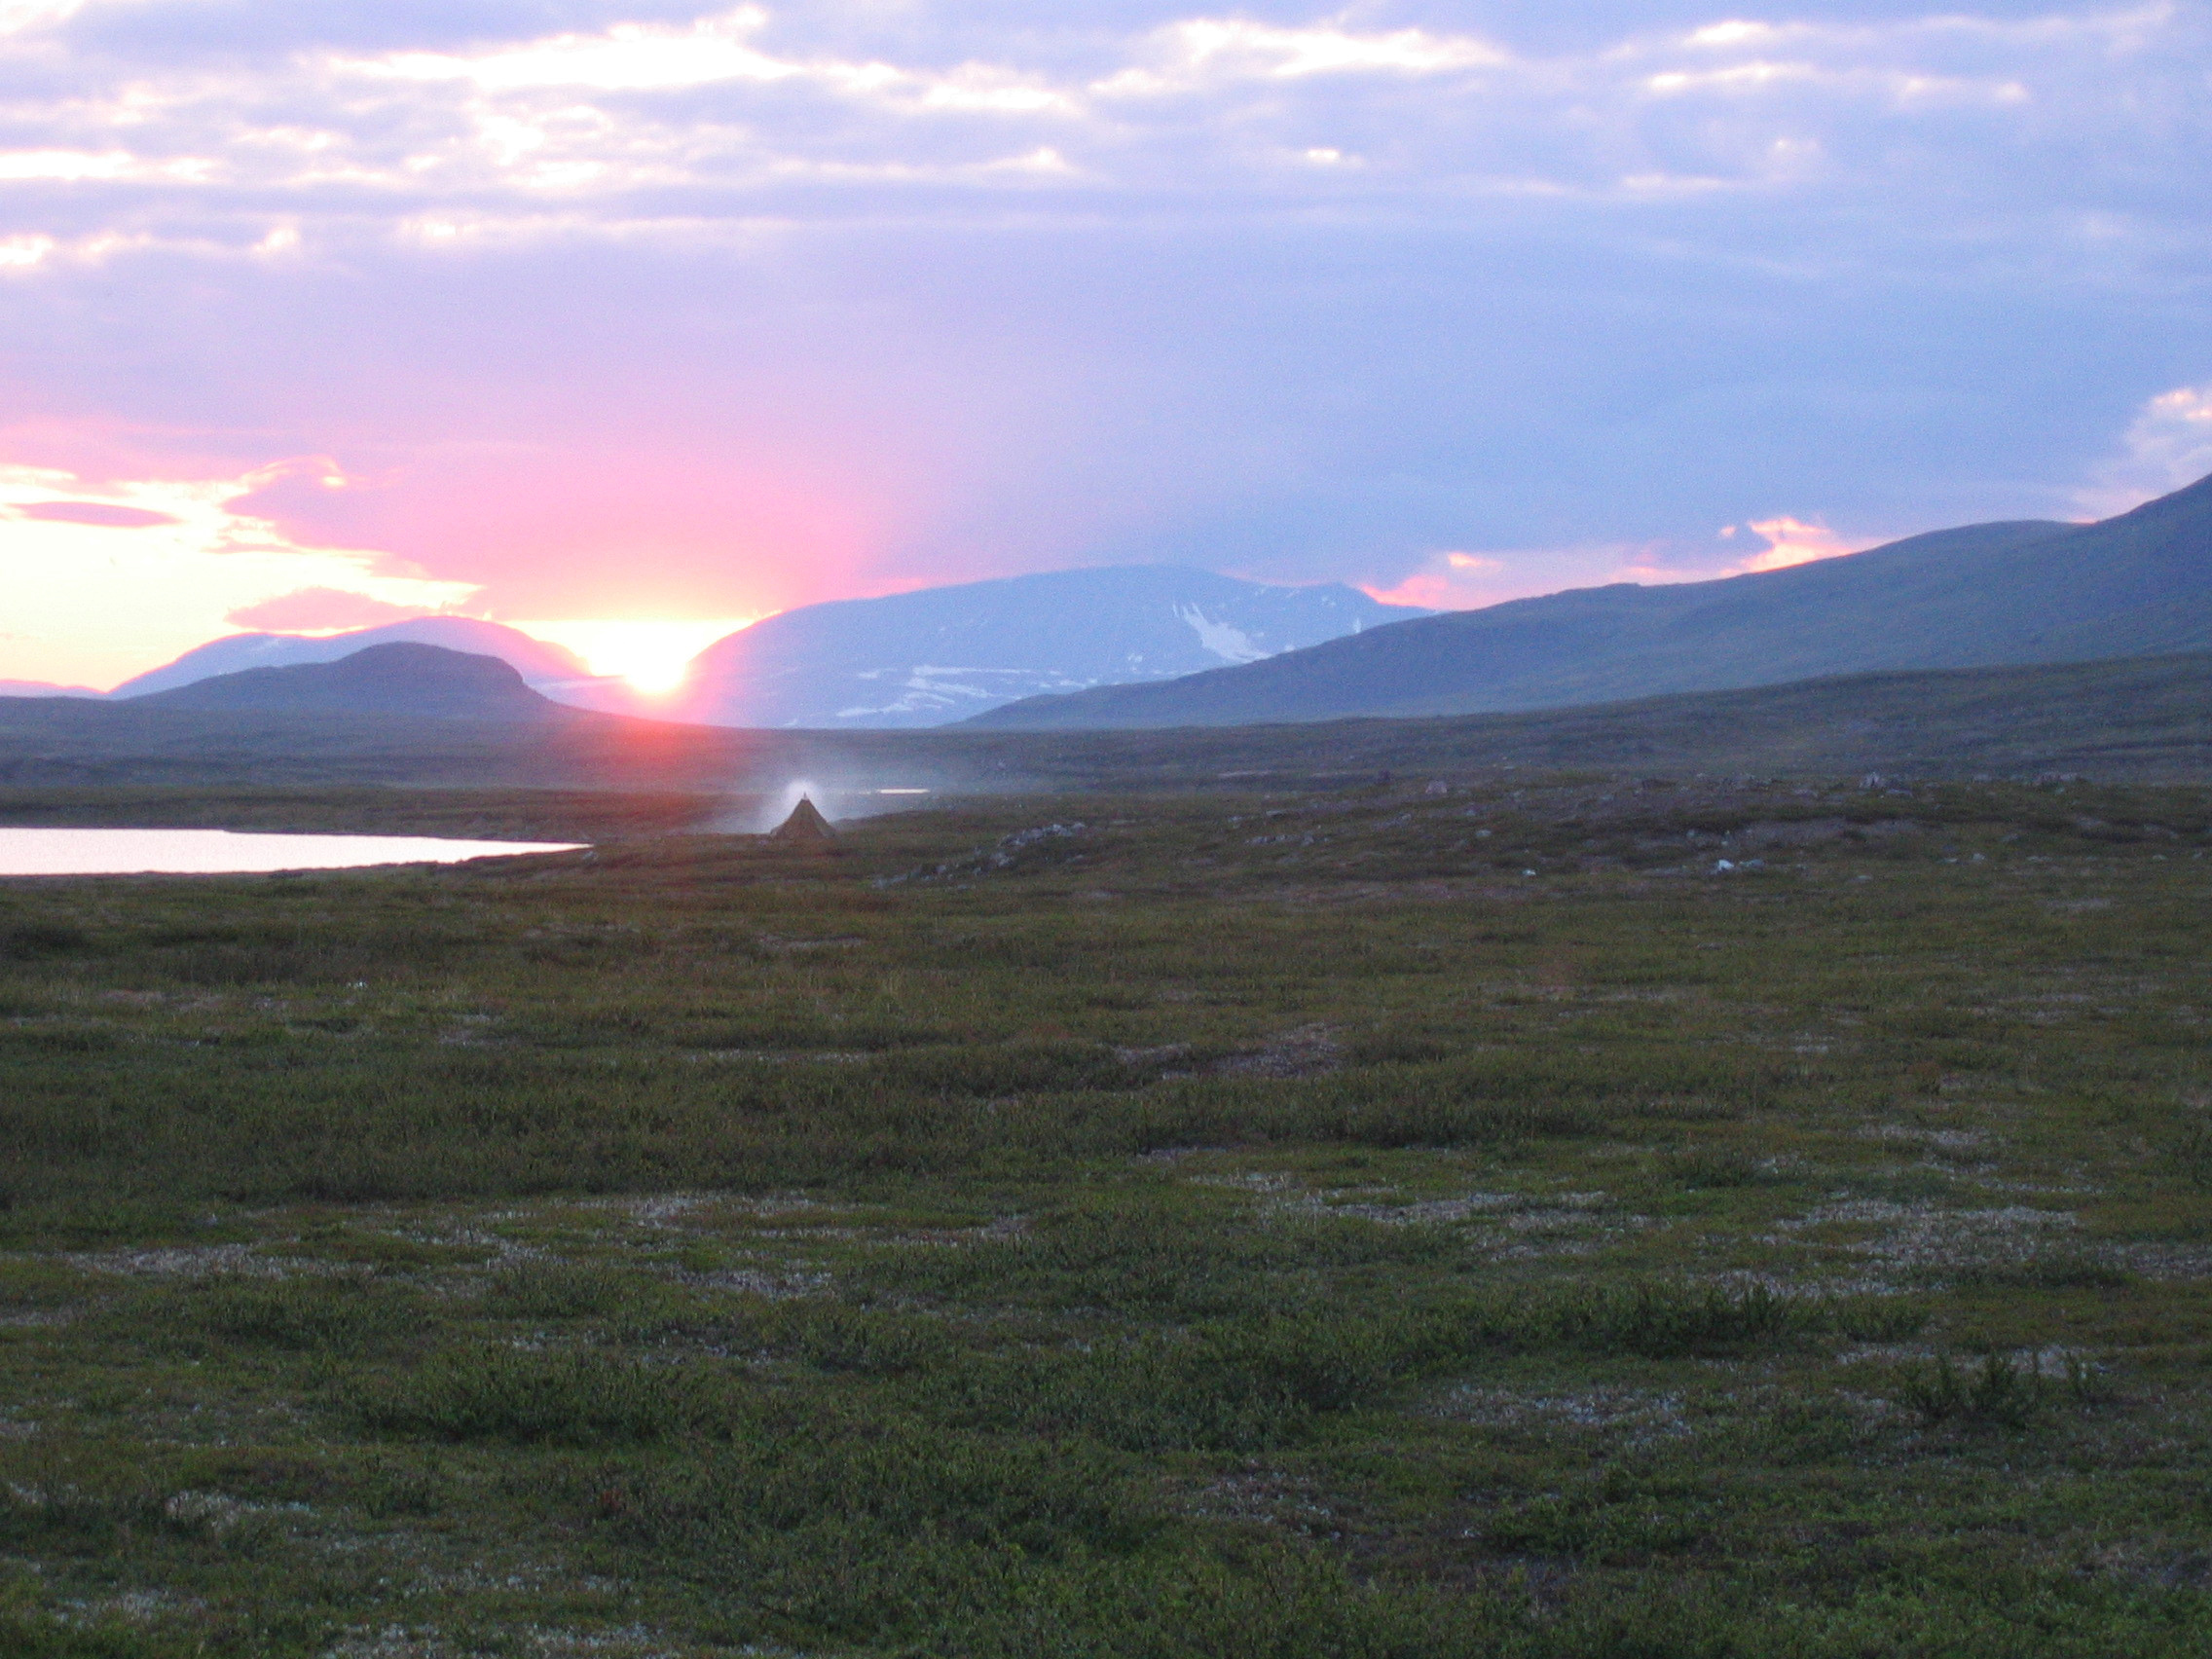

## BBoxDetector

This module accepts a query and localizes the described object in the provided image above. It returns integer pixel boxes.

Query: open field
[2,774,2211,1654]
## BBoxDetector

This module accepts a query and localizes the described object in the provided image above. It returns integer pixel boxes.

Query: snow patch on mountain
[1176,606,1272,665]
[675,567,1428,729]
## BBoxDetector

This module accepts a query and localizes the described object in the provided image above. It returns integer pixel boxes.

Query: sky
[1,1,2209,688]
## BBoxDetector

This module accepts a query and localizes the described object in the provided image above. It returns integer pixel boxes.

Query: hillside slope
[131,644,560,720]
[0,680,97,699]
[971,474,2212,729]
[4,650,2210,791]
[109,617,599,699]
[672,566,1423,728]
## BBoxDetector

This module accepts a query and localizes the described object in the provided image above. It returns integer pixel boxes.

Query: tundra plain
[0,774,2209,1656]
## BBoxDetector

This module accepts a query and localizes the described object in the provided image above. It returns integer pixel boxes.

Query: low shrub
[1953,1253,2139,1292]
[869,1040,1147,1098]
[765,1300,952,1376]
[2166,1115,2212,1189]
[483,1260,636,1319]
[600,1424,1500,1656]
[935,1311,1436,1453]
[124,1274,420,1357]
[1898,1351,2047,1430]
[356,1347,734,1445]
[1659,1150,1768,1189]
[1523,1281,1802,1358]
[859,1195,1435,1320]
[0,923,90,961]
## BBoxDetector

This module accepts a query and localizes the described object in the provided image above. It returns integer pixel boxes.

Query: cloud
[1732,515,1863,573]
[0,2,2191,229]
[1097,18,1509,96]
[1599,518,1872,587]
[0,4,2205,687]
[0,0,83,37]
[224,586,445,633]
[359,9,793,94]
[2077,383,2212,518]
[0,236,55,270]
[0,461,479,686]
[14,500,177,528]
[1362,550,1511,610]
[1360,521,1873,612]
[0,149,215,183]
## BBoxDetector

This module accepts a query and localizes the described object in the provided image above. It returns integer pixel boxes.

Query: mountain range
[663,567,1420,728]
[970,474,2212,728]
[14,569,1419,727]
[0,680,97,699]
[132,643,559,720]
[105,616,605,702]
[10,473,2211,735]
[3,646,2210,791]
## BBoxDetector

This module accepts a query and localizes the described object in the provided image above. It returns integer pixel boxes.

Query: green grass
[0,773,2208,1653]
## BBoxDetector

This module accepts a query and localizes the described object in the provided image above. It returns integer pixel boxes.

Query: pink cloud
[1731,515,1861,571]
[16,500,179,528]
[1606,517,1870,585]
[1361,550,1512,609]
[1365,520,1881,618]
[223,586,449,632]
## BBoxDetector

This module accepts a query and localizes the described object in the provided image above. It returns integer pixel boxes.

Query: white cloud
[1098,18,1508,95]
[0,1,2183,243]
[2077,383,2212,517]
[0,149,214,182]
[0,0,85,37]
[0,234,55,269]
[357,9,791,94]
[346,7,1071,117]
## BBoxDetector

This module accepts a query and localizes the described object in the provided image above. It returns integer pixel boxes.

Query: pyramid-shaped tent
[768,795,836,843]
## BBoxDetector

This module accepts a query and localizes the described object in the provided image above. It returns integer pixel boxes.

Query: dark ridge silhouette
[110,618,593,699]
[970,473,2212,729]
[130,643,559,721]
[4,648,2211,791]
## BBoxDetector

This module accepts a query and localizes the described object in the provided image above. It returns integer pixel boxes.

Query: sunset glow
[0,5,2205,1642]
[511,618,758,694]
[0,4,2205,686]
[0,463,477,689]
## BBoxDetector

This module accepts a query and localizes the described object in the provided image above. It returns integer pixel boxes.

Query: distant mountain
[109,617,603,701]
[129,644,560,720]
[670,567,1425,728]
[969,474,2212,729]
[0,680,97,698]
[9,647,2212,791]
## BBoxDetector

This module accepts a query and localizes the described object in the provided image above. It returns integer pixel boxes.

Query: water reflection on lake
[0,828,585,876]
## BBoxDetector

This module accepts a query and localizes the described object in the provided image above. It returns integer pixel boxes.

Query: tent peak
[769,795,837,842]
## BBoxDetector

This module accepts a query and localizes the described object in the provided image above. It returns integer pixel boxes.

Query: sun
[513,618,756,695]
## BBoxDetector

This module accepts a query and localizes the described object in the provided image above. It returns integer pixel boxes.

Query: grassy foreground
[1,774,2210,1655]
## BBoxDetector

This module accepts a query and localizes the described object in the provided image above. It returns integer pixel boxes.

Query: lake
[0,827,585,876]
